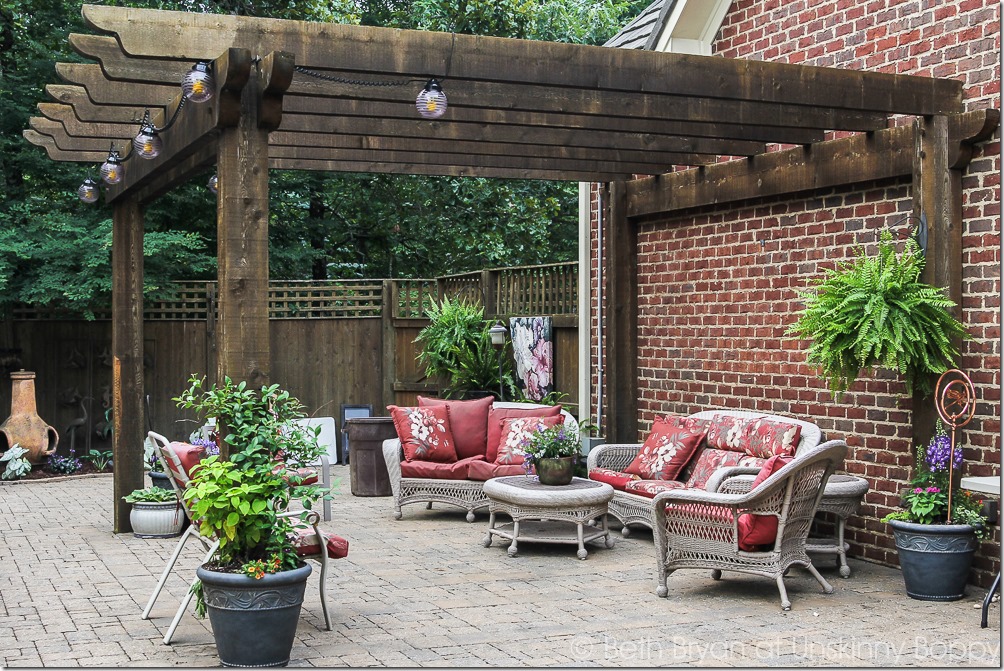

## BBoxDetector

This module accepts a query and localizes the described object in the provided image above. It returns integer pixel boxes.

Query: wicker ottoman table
[807,474,870,577]
[482,476,615,560]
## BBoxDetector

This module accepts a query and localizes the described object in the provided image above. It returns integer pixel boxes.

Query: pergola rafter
[22,5,994,534]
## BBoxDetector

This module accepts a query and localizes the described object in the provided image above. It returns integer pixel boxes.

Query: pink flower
[926,487,940,493]
[913,487,923,493]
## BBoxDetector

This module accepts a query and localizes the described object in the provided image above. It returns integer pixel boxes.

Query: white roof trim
[650,0,731,55]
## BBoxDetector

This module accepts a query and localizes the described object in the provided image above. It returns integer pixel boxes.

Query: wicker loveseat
[383,400,577,521]
[586,410,823,536]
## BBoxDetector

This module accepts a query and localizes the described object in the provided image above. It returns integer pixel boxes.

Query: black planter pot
[197,563,311,668]
[889,519,978,602]
[148,470,172,490]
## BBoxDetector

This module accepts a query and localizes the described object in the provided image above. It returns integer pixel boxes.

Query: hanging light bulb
[182,62,215,103]
[415,79,447,119]
[77,178,100,203]
[207,173,218,194]
[133,123,162,159]
[100,150,124,185]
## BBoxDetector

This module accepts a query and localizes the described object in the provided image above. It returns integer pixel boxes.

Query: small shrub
[83,449,113,471]
[47,452,82,475]
[1,445,31,480]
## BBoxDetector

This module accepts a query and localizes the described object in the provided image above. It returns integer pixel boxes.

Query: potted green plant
[123,486,184,538]
[788,230,968,397]
[881,421,989,601]
[521,420,591,486]
[415,297,514,399]
[173,375,326,668]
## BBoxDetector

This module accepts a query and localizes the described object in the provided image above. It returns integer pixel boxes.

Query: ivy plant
[787,230,968,397]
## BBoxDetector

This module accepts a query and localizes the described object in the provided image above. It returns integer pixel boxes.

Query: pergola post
[604,180,638,443]
[911,114,963,449]
[216,58,271,391]
[111,196,145,533]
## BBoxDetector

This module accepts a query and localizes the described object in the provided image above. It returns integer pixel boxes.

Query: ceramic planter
[888,519,978,601]
[129,500,185,538]
[536,456,575,486]
[197,563,311,668]
[148,470,172,490]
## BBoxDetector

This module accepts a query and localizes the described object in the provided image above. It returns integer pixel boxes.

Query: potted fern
[788,230,968,397]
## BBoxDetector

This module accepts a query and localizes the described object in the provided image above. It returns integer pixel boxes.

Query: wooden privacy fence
[1,263,580,453]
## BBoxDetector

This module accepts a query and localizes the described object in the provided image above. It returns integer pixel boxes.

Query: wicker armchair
[652,439,847,611]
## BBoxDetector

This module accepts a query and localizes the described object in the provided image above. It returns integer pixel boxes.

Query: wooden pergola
[24,5,997,531]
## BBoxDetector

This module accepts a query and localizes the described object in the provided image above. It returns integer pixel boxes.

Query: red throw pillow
[485,405,562,463]
[737,454,793,551]
[167,442,207,483]
[742,418,801,458]
[588,467,639,491]
[417,395,493,459]
[388,405,458,463]
[705,413,760,452]
[495,415,563,465]
[624,416,708,480]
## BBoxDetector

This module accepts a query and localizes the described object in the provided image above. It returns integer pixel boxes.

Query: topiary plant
[787,229,968,397]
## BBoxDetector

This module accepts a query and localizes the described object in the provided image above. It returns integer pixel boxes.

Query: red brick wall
[589,0,1001,585]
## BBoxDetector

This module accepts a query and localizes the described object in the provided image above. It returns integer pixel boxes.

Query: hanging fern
[787,229,969,397]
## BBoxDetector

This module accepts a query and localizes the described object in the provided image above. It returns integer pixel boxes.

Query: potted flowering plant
[123,486,183,538]
[174,375,326,667]
[522,420,591,486]
[882,420,988,601]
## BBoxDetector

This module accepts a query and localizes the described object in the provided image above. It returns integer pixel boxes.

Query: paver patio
[1,469,999,667]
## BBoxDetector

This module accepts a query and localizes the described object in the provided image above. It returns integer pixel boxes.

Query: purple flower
[925,433,962,473]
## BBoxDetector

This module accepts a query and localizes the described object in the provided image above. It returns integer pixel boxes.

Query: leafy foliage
[414,297,515,398]
[122,486,178,503]
[174,375,326,569]
[788,230,968,397]
[82,448,113,471]
[0,444,31,480]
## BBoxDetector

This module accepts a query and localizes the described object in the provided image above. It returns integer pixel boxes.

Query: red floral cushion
[624,416,708,480]
[388,405,458,463]
[742,418,801,458]
[684,448,764,490]
[291,528,350,559]
[485,405,562,463]
[705,414,760,452]
[588,468,638,491]
[623,479,689,499]
[737,455,793,551]
[495,415,564,465]
[467,459,527,481]
[417,395,494,460]
[400,456,482,479]
[165,442,207,484]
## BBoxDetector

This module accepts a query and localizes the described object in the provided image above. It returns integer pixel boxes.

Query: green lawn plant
[174,375,326,580]
[788,229,968,397]
[123,487,178,503]
[83,449,113,472]
[1,445,31,480]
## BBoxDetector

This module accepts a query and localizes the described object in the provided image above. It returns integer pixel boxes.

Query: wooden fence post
[604,181,638,443]
[381,280,397,409]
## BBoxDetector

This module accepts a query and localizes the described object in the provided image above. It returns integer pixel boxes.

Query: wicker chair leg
[805,562,834,594]
[776,575,791,611]
[711,569,722,581]
[426,502,433,510]
[621,525,632,538]
[466,508,476,522]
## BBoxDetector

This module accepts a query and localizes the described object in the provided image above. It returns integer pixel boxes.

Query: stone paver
[0,469,999,667]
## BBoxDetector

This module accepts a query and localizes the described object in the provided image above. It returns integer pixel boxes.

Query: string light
[133,116,163,159]
[415,79,448,119]
[208,173,218,194]
[100,149,124,184]
[77,178,100,203]
[182,62,215,103]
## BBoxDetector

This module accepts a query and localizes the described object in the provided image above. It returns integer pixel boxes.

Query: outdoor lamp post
[489,321,507,400]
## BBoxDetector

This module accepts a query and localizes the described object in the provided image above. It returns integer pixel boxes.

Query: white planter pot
[130,500,185,538]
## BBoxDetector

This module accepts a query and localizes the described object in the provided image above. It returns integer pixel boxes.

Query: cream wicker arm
[586,443,644,472]
[705,467,761,494]
[382,438,405,519]
[651,440,847,611]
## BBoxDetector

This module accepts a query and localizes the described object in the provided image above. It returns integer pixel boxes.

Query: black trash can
[346,417,396,497]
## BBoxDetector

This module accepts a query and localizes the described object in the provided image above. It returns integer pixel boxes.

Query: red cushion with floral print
[737,455,793,551]
[624,479,689,499]
[624,415,708,480]
[467,459,527,481]
[588,468,638,491]
[165,442,207,485]
[485,405,562,463]
[684,448,764,490]
[291,528,350,559]
[705,414,762,452]
[388,405,458,463]
[400,456,482,479]
[417,395,494,460]
[742,418,801,459]
[495,415,564,465]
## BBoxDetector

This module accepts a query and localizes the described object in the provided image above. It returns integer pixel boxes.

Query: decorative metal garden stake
[934,369,976,521]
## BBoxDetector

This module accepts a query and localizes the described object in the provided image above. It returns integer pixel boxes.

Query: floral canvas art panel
[509,316,553,402]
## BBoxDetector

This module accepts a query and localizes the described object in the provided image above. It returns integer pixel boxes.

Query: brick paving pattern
[1,469,999,667]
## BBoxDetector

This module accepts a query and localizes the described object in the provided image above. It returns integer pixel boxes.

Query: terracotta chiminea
[0,370,58,464]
